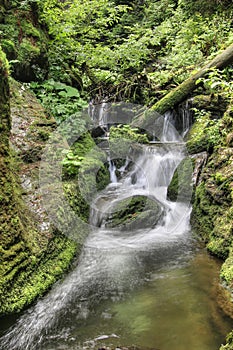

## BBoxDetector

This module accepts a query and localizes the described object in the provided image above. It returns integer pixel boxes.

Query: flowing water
[0,112,232,350]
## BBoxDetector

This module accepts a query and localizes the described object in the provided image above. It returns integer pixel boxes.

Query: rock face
[188,101,233,330]
[104,195,164,231]
[0,70,77,315]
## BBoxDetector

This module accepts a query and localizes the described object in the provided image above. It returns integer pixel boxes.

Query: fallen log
[132,43,233,129]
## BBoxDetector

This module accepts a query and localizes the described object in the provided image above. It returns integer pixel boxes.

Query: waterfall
[0,104,195,350]
[0,134,193,350]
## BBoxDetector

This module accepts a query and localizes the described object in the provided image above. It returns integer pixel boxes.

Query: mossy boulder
[105,195,164,230]
[189,99,233,338]
[186,111,223,154]
[62,132,109,190]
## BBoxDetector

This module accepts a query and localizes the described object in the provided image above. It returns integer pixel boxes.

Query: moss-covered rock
[104,195,164,230]
[192,94,228,116]
[108,124,149,159]
[186,111,223,154]
[110,124,149,144]
[62,132,109,190]
[167,156,194,202]
[63,181,90,223]
[186,95,230,155]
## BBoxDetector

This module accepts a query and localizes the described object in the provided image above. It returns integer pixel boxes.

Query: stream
[0,109,232,350]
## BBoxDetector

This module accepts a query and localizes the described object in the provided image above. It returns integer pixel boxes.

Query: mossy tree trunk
[132,43,233,129]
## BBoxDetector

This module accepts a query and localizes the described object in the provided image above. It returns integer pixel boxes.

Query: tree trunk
[132,43,233,129]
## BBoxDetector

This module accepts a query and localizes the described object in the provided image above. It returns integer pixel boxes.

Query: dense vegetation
[0,0,233,348]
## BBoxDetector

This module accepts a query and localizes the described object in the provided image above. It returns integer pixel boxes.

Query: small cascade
[108,158,118,183]
[161,111,182,142]
[89,99,110,129]
[179,99,193,138]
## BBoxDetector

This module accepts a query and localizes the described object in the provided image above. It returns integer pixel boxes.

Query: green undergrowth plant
[196,67,233,101]
[62,132,96,178]
[30,80,88,124]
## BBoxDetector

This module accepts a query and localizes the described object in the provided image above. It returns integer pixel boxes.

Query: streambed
[0,133,232,350]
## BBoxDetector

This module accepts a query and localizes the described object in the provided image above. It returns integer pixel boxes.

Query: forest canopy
[1,0,231,106]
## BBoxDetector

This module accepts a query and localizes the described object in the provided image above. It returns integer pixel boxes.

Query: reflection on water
[34,244,232,350]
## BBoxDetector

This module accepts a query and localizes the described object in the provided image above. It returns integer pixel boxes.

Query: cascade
[0,107,191,350]
[0,103,230,350]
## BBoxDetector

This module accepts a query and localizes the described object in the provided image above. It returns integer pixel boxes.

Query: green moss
[0,236,77,314]
[0,67,79,315]
[186,111,214,154]
[0,40,16,60]
[72,132,96,157]
[62,132,109,207]
[110,124,149,144]
[63,181,90,222]
[18,38,40,62]
[21,19,41,38]
[0,151,79,315]
[0,5,48,81]
[192,176,233,259]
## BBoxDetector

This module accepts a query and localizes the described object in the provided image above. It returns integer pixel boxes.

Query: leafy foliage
[38,0,233,104]
[196,67,233,101]
[30,79,88,124]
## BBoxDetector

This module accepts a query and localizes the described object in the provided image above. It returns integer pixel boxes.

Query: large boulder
[104,195,164,231]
